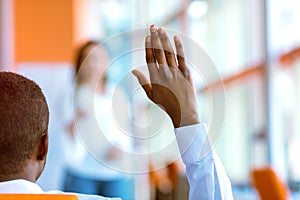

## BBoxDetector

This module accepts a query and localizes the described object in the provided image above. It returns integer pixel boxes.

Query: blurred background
[1,0,300,199]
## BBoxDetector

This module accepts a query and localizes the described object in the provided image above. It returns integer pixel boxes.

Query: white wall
[0,0,14,71]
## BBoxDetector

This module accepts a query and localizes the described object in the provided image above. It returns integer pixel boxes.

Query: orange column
[14,0,87,63]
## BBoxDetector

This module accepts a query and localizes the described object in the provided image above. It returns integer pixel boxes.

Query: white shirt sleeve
[175,123,234,200]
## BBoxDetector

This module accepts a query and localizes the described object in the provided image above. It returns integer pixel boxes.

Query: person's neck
[96,83,105,95]
[84,78,106,95]
[0,161,41,183]
[0,172,36,183]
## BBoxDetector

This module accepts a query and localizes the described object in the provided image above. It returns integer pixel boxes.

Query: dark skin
[0,134,48,183]
[133,25,200,128]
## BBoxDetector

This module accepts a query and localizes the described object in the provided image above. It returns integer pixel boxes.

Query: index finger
[145,35,158,80]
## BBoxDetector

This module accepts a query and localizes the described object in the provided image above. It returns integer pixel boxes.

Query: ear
[37,133,48,161]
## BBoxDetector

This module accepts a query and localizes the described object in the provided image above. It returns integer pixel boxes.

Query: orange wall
[14,0,87,63]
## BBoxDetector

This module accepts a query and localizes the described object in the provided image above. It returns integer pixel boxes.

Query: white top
[0,123,233,200]
[67,84,131,179]
[0,179,119,200]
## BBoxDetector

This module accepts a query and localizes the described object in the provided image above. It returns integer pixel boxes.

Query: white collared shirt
[0,179,120,200]
[0,123,233,200]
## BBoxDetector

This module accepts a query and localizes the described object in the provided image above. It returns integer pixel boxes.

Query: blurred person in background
[63,41,134,199]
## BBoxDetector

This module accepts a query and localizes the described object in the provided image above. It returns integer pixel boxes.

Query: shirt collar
[0,179,44,193]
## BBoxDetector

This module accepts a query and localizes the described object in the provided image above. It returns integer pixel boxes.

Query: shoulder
[75,193,121,200]
[45,191,121,200]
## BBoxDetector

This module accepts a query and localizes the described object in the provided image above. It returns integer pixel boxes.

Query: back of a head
[0,72,49,178]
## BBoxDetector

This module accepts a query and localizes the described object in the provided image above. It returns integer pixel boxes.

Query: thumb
[132,70,153,100]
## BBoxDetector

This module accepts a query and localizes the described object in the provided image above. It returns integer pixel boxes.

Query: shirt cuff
[174,123,213,164]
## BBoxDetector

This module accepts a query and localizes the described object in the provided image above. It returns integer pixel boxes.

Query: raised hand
[132,25,199,128]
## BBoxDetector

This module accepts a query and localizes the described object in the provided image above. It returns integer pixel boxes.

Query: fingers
[145,35,158,80]
[150,25,168,69]
[174,36,191,79]
[147,25,191,80]
[157,27,177,68]
[132,70,153,100]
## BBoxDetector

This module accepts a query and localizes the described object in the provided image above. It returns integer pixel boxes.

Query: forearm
[175,124,233,200]
[134,25,233,199]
